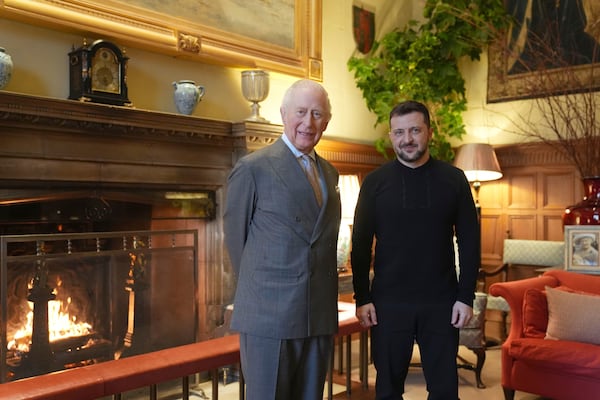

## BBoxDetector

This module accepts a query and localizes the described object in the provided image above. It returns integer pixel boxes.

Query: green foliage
[348,0,509,161]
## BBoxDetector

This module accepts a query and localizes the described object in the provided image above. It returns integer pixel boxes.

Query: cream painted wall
[0,1,527,147]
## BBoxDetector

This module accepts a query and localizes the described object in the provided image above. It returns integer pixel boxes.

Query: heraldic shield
[352,5,375,54]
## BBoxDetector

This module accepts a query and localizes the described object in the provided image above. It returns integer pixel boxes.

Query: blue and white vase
[172,80,205,115]
[0,47,13,90]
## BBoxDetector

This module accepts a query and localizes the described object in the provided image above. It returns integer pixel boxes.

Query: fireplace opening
[0,189,232,382]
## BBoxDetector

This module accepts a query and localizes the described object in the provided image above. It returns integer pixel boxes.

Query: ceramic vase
[0,47,13,89]
[563,177,600,225]
[172,80,205,115]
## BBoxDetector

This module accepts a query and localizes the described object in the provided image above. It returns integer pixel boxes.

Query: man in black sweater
[351,101,480,400]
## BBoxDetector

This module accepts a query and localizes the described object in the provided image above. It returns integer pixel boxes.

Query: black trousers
[371,302,459,400]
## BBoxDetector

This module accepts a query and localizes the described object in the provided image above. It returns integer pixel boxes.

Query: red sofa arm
[489,275,558,341]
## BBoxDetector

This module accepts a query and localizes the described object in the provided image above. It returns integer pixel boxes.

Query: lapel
[266,139,334,242]
[312,153,339,239]
[268,138,320,210]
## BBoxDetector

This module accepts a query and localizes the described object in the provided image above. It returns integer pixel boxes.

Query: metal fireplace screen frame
[0,229,198,382]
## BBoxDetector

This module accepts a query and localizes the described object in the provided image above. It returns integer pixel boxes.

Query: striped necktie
[300,154,323,206]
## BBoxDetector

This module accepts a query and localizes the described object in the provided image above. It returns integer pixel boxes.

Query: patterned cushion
[487,295,510,312]
[459,292,487,348]
[503,239,565,267]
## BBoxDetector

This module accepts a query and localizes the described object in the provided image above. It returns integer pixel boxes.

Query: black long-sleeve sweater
[351,157,480,307]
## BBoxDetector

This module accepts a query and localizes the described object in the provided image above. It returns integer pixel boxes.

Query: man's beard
[396,146,426,163]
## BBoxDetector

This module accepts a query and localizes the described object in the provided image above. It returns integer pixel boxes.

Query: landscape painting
[127,0,296,49]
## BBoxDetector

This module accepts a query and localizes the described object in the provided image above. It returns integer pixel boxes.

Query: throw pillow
[545,285,600,345]
[522,286,577,338]
[522,288,548,338]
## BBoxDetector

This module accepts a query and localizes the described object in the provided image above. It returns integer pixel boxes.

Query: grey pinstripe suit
[224,137,341,399]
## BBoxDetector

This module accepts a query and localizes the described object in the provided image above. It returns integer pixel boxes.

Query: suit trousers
[371,302,459,400]
[240,333,333,400]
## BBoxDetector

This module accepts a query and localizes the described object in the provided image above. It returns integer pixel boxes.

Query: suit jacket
[224,138,341,339]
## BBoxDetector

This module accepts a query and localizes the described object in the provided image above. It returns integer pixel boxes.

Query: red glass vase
[563,177,600,225]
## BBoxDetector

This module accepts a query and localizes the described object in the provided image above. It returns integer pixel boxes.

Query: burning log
[49,333,96,353]
[53,338,113,368]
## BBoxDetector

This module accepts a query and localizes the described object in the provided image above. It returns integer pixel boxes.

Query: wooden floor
[328,343,549,400]
[331,377,373,400]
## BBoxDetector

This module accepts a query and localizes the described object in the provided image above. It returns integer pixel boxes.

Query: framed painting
[564,225,600,274]
[0,0,323,80]
[487,0,600,103]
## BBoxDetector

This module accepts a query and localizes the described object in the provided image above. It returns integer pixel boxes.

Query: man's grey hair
[281,79,332,118]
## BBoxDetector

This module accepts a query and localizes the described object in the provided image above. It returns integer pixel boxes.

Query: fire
[7,295,92,353]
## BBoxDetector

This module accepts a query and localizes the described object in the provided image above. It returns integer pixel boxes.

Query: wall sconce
[453,143,503,212]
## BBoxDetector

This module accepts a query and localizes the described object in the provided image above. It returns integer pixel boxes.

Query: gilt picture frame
[0,0,323,80]
[487,0,600,103]
[564,225,600,274]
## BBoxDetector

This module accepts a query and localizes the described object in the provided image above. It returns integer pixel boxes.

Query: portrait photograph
[565,225,600,273]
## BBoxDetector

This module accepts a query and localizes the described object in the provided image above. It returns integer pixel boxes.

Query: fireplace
[0,92,247,382]
[0,187,228,382]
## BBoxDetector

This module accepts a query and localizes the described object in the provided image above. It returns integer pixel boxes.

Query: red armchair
[490,269,600,400]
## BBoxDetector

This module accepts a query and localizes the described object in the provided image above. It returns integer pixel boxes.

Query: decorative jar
[0,47,13,89]
[563,177,600,225]
[172,80,205,115]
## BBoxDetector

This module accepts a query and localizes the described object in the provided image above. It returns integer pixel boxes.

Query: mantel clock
[69,39,131,106]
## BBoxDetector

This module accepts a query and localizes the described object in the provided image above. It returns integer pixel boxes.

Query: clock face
[91,48,121,94]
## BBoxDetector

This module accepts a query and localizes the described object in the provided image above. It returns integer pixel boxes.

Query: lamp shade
[453,143,503,182]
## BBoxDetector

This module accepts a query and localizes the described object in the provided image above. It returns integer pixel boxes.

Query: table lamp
[453,143,503,213]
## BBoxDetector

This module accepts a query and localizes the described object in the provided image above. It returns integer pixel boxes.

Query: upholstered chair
[479,239,564,341]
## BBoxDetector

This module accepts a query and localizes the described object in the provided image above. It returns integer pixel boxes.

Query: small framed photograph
[564,225,600,274]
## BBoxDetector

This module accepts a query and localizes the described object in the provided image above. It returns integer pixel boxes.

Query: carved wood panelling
[479,143,583,266]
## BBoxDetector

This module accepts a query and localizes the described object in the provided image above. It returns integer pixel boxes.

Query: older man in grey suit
[224,79,341,400]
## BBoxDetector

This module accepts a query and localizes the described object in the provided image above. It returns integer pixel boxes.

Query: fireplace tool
[117,237,150,359]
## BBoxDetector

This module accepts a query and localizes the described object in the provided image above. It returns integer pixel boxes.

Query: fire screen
[0,229,199,382]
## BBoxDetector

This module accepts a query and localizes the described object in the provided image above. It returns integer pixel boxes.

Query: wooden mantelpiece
[0,91,235,192]
[0,91,385,196]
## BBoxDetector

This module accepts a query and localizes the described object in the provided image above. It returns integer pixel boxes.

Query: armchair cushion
[545,286,600,345]
[522,288,548,338]
[508,338,600,377]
